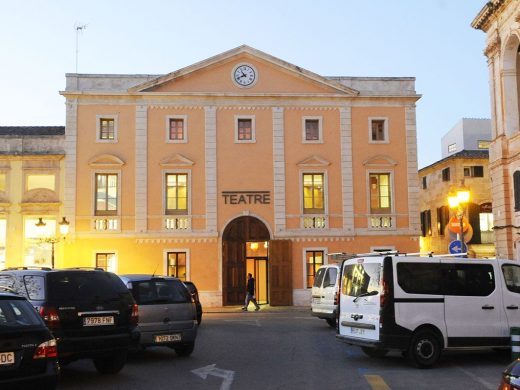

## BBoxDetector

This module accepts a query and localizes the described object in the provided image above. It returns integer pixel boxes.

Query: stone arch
[501,33,520,137]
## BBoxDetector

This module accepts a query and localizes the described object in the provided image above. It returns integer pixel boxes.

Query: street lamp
[35,217,70,268]
[448,186,470,256]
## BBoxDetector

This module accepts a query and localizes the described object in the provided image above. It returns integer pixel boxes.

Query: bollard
[511,327,520,360]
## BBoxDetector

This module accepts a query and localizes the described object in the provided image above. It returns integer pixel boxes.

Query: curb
[204,305,311,314]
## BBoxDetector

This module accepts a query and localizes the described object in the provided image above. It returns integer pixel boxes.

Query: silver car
[119,275,197,357]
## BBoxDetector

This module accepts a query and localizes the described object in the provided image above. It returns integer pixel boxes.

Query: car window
[47,272,130,304]
[0,299,43,329]
[313,268,326,288]
[132,280,191,305]
[441,263,495,296]
[23,275,45,301]
[397,263,441,295]
[502,264,520,294]
[0,275,15,290]
[341,263,382,297]
[323,268,338,287]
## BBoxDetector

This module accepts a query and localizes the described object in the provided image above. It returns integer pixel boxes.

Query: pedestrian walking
[242,273,260,311]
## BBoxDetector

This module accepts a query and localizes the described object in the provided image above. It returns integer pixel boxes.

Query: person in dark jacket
[242,273,260,311]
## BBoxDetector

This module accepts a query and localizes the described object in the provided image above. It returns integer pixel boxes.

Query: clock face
[233,64,256,87]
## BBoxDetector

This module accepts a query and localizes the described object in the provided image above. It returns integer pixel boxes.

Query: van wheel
[361,347,388,358]
[93,350,127,374]
[408,330,441,368]
[172,342,195,357]
[326,318,336,328]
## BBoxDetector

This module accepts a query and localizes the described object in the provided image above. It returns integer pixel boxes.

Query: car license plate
[83,316,115,326]
[350,327,365,335]
[0,352,15,365]
[154,334,181,343]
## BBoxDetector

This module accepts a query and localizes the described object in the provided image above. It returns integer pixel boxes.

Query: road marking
[453,365,495,390]
[223,319,261,326]
[364,374,391,390]
[191,364,235,390]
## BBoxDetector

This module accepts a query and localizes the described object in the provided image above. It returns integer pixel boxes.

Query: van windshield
[341,263,382,297]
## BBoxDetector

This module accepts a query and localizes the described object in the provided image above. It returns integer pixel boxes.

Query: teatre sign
[222,191,270,205]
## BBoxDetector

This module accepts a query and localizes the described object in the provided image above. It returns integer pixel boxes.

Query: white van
[311,264,340,327]
[337,253,520,368]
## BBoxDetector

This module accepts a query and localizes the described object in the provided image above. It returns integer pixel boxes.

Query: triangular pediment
[159,153,195,167]
[129,45,359,96]
[88,154,125,167]
[363,155,398,167]
[297,155,331,167]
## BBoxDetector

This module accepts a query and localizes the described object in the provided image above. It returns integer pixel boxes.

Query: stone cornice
[472,0,509,31]
[484,35,502,58]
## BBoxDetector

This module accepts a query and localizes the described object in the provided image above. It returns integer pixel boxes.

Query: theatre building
[54,46,420,306]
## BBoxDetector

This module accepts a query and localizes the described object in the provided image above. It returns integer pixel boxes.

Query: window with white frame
[166,115,187,143]
[165,173,188,215]
[448,143,457,153]
[369,173,391,214]
[96,115,118,142]
[302,173,326,228]
[369,118,388,143]
[167,251,187,281]
[95,252,117,273]
[95,173,118,216]
[302,117,322,143]
[235,116,255,143]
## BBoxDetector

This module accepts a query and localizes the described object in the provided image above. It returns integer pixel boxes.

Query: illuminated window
[303,117,322,143]
[369,173,391,214]
[24,218,56,267]
[166,116,187,143]
[95,173,118,216]
[96,115,118,142]
[235,116,255,143]
[478,140,490,149]
[165,173,188,215]
[27,174,55,191]
[303,173,324,214]
[306,250,324,288]
[96,252,116,272]
[448,143,457,153]
[167,252,187,281]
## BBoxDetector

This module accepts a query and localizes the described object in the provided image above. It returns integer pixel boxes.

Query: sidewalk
[204,304,310,313]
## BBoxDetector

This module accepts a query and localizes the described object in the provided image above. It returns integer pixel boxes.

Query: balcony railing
[303,215,327,229]
[165,216,191,230]
[93,217,119,231]
[369,215,393,229]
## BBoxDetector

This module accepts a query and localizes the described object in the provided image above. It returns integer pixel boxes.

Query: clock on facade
[232,64,257,87]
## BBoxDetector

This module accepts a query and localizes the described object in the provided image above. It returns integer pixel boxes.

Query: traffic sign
[449,240,467,254]
[448,216,469,234]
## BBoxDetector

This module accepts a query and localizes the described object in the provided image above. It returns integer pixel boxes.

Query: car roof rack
[1,266,52,271]
[64,267,105,271]
[328,251,467,261]
[0,285,17,294]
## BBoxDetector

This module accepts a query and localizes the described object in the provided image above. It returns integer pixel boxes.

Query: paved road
[58,310,511,389]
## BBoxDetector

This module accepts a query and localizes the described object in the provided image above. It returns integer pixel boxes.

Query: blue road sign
[449,240,467,254]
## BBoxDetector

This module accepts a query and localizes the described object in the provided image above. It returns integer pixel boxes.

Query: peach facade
[473,1,520,260]
[58,46,421,306]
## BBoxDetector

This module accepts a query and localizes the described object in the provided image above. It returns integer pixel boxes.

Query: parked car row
[0,267,202,389]
[312,253,520,372]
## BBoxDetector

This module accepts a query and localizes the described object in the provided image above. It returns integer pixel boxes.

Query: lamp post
[35,217,70,268]
[448,186,470,256]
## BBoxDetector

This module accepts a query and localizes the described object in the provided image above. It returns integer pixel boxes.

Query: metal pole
[51,241,55,269]
[459,207,465,256]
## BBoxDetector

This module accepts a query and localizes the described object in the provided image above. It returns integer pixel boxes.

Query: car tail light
[500,375,520,390]
[39,306,60,329]
[33,339,57,359]
[380,280,389,308]
[130,303,139,326]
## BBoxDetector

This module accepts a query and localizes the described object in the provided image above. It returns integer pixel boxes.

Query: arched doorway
[222,216,270,306]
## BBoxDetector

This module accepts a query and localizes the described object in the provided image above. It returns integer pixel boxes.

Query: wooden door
[222,241,246,306]
[268,239,292,306]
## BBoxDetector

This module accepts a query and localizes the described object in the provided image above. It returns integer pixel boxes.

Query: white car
[337,254,520,368]
[311,264,340,327]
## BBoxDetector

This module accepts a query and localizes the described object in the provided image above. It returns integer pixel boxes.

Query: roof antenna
[74,23,87,73]
[152,263,160,277]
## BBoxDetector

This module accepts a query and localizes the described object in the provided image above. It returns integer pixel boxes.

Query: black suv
[0,268,139,374]
[0,288,59,389]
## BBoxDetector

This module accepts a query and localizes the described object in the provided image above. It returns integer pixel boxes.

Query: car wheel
[173,342,195,357]
[407,330,441,368]
[325,318,336,328]
[361,347,388,358]
[93,350,128,374]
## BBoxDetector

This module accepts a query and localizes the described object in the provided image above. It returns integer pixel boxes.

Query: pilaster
[135,105,148,232]
[272,107,286,233]
[205,106,217,232]
[63,99,77,234]
[340,106,354,233]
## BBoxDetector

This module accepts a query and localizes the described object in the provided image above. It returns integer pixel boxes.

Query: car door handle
[321,296,325,298]
[507,305,519,310]
[481,305,494,310]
